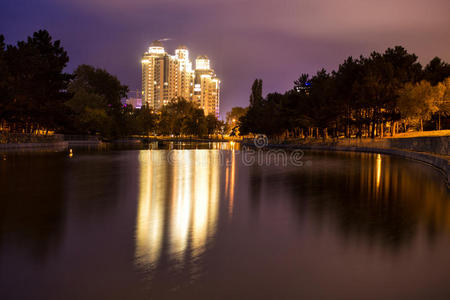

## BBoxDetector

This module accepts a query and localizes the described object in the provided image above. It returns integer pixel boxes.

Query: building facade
[141,41,220,117]
[125,91,142,109]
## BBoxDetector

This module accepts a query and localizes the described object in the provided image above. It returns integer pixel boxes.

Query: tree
[69,65,128,110]
[434,77,450,130]
[423,57,450,86]
[0,35,11,127]
[67,64,128,137]
[293,73,310,95]
[158,97,208,137]
[249,79,263,106]
[183,108,207,136]
[205,114,220,135]
[225,106,247,135]
[333,57,365,137]
[135,106,157,137]
[440,78,450,115]
[239,45,440,138]
[226,106,247,124]
[351,47,421,137]
[1,30,71,133]
[398,81,439,131]
[304,69,341,138]
[240,79,266,135]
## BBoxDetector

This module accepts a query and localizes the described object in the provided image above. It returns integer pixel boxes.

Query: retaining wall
[247,136,450,186]
[289,144,449,187]
[335,136,449,156]
[0,141,68,152]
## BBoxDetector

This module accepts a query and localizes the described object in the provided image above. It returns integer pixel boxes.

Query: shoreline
[247,142,450,187]
[1,136,448,186]
[0,141,69,152]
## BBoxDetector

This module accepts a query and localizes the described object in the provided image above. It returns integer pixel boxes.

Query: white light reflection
[135,151,165,268]
[226,150,236,218]
[135,149,220,269]
[191,150,220,257]
[170,151,192,260]
[376,153,382,190]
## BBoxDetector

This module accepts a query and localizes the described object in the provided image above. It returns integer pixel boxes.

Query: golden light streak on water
[169,151,192,264]
[135,151,165,268]
[376,153,382,191]
[135,149,220,268]
[228,150,236,218]
[191,151,209,257]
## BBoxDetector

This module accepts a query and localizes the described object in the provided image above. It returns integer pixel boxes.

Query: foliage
[65,88,112,135]
[66,64,129,137]
[226,106,247,124]
[225,106,247,135]
[0,30,71,133]
[398,81,440,130]
[3,31,449,139]
[239,46,450,138]
[206,114,221,135]
[423,57,450,86]
[69,64,128,110]
[158,97,220,136]
[239,79,268,135]
[439,78,450,116]
[134,106,157,136]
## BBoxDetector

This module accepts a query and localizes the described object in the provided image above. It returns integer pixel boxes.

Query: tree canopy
[0,30,71,133]
[66,64,129,136]
[158,97,220,137]
[0,30,221,138]
[239,46,450,138]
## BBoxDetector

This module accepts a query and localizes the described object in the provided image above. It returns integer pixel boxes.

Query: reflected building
[135,151,166,266]
[135,150,220,268]
[224,149,236,218]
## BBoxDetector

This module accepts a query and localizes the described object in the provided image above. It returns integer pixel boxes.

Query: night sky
[1,0,449,118]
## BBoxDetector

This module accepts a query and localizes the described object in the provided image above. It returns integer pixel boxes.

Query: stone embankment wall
[335,136,449,185]
[0,133,68,151]
[335,136,449,156]
[0,141,68,151]
[250,136,450,186]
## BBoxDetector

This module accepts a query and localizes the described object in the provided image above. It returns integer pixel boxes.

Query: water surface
[0,143,449,299]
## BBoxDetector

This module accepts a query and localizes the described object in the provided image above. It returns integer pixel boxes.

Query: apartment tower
[141,41,220,117]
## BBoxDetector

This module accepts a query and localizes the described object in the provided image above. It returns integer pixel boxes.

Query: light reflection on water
[135,150,221,270]
[225,149,236,218]
[0,145,449,299]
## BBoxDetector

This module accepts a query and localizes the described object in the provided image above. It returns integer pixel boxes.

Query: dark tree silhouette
[1,30,70,133]
[238,46,450,138]
[423,57,450,86]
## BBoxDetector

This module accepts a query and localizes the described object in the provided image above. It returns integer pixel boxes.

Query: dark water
[1,143,449,299]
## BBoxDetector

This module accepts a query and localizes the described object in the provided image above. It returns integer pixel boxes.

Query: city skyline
[1,1,450,298]
[1,0,449,118]
[141,41,220,117]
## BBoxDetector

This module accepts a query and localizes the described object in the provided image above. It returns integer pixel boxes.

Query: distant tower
[194,55,220,117]
[141,40,180,110]
[141,42,220,117]
[175,45,194,100]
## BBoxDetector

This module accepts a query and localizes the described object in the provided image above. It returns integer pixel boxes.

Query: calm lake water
[1,143,449,299]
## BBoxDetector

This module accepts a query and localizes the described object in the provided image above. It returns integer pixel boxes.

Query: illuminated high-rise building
[141,41,220,116]
[141,41,180,110]
[175,45,194,101]
[193,55,220,118]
